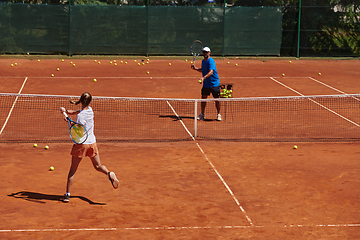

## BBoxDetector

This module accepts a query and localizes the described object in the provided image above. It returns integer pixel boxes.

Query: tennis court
[0,57,360,239]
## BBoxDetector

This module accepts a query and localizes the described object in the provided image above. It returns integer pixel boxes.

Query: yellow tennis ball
[62,59,64,62]
[120,61,123,63]
[51,74,54,77]
[94,60,97,62]
[15,63,17,66]
[147,71,150,74]
[169,63,171,66]
[227,62,230,64]
[318,72,321,75]
[33,143,38,148]
[37,59,40,62]
[57,68,60,71]
[73,64,75,67]
[293,145,298,149]
[282,73,285,76]
[11,64,13,67]
[49,166,54,171]
[44,145,49,150]
[113,60,116,63]
[93,79,97,82]
[114,63,117,66]
[98,61,101,64]
[185,59,188,62]
[289,61,292,63]
[235,63,238,66]
[134,60,137,62]
[125,62,127,64]
[70,61,73,64]
[27,52,29,55]
[138,63,140,66]
[110,61,112,64]
[198,80,202,83]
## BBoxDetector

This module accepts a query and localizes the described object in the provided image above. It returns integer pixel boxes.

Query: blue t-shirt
[202,57,220,88]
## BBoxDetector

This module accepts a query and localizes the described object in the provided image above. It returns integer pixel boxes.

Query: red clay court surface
[0,57,360,239]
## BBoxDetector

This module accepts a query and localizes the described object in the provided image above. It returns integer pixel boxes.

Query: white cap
[202,47,211,52]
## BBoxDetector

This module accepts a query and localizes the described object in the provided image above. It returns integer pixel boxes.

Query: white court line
[0,77,28,136]
[166,101,254,226]
[270,77,360,128]
[195,142,254,226]
[0,76,310,79]
[1,223,359,233]
[309,77,360,101]
[309,77,348,95]
[166,101,195,141]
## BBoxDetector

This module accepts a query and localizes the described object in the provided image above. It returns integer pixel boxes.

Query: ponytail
[69,99,79,105]
[70,92,92,106]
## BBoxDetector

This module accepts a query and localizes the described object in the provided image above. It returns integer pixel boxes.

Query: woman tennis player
[59,92,119,203]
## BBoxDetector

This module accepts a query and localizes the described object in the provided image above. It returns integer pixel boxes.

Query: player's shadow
[8,191,106,205]
[203,119,217,122]
[159,115,194,121]
[159,115,218,121]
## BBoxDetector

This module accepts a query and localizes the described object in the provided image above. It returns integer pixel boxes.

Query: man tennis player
[191,46,222,121]
[59,92,119,203]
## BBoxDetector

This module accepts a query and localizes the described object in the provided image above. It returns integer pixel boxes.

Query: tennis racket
[62,111,88,144]
[191,40,203,64]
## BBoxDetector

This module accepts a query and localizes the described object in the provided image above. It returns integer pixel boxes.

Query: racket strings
[70,122,88,144]
[191,41,203,56]
[72,125,83,137]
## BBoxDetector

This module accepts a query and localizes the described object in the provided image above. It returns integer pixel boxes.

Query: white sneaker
[108,172,120,189]
[62,193,70,203]
[197,113,205,120]
[216,114,222,121]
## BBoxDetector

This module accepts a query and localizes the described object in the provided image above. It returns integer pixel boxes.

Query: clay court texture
[0,56,360,239]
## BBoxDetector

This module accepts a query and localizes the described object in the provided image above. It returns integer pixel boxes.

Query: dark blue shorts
[201,86,220,98]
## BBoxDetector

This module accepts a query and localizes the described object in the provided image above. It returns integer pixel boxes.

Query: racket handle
[59,107,68,117]
[62,111,68,118]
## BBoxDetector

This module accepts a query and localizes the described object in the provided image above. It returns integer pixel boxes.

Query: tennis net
[0,93,359,143]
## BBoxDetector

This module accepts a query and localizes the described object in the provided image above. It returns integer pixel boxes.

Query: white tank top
[76,106,96,144]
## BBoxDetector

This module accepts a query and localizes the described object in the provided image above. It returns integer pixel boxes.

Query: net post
[194,100,198,138]
[222,0,226,57]
[297,0,301,58]
[68,0,72,57]
[146,0,149,56]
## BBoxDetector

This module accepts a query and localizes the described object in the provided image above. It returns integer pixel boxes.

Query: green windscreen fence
[224,7,283,55]
[0,4,69,54]
[70,6,147,55]
[0,4,283,56]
